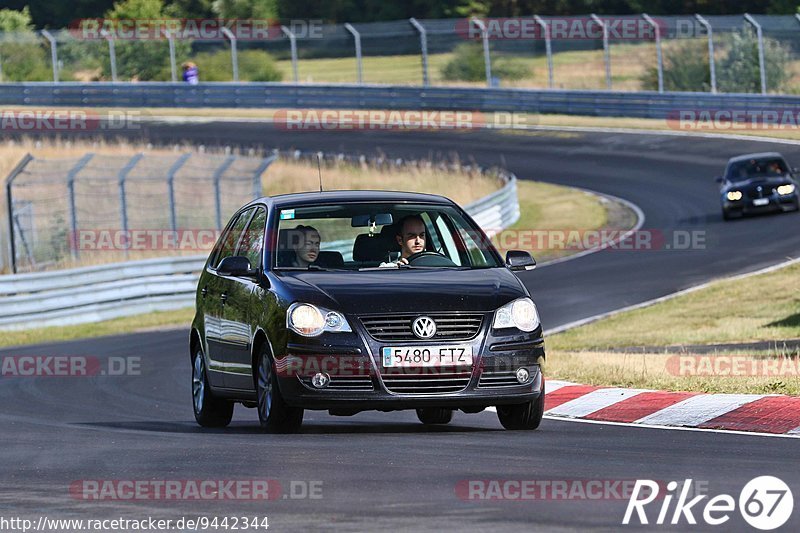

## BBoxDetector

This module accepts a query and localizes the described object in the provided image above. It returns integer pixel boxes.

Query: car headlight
[493,297,540,332]
[777,184,796,196]
[726,191,743,201]
[287,303,352,337]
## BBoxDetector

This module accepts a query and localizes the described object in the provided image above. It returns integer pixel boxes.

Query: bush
[640,40,710,92]
[441,42,529,83]
[186,49,283,82]
[717,30,790,93]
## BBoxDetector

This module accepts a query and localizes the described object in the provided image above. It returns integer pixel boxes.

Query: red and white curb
[539,380,800,437]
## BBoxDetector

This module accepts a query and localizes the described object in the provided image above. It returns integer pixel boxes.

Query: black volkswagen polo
[190,191,546,432]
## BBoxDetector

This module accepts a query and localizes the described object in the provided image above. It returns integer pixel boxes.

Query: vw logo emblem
[412,316,437,339]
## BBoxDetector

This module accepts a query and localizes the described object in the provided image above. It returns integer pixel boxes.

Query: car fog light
[515,368,530,384]
[311,372,330,389]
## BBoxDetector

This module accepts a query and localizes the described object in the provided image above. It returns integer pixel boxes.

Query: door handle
[201,287,208,298]
[220,293,228,304]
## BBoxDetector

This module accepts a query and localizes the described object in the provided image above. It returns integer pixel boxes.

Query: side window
[433,214,462,266]
[236,208,267,269]
[209,208,254,269]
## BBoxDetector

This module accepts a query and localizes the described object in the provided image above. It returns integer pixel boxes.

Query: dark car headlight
[726,190,743,201]
[287,303,352,337]
[493,297,540,332]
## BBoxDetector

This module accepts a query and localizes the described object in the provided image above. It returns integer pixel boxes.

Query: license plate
[382,345,473,367]
[753,198,770,206]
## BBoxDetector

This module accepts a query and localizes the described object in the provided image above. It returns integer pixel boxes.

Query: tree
[0,8,52,81]
[102,0,191,80]
[717,29,790,93]
[212,0,278,19]
[640,40,710,92]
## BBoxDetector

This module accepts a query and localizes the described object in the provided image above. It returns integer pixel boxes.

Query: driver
[289,225,320,267]
[395,214,426,265]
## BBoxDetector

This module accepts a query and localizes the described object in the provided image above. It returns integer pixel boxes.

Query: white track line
[546,388,649,418]
[634,394,765,427]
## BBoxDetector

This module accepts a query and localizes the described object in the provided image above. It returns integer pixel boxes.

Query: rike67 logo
[623,477,794,530]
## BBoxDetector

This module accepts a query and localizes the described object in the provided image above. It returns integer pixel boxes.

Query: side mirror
[714,176,724,183]
[217,256,258,278]
[792,167,799,175]
[506,250,536,271]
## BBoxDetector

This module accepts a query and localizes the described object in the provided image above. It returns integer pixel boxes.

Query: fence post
[695,14,717,93]
[118,153,143,259]
[41,30,59,83]
[251,154,278,200]
[409,18,429,86]
[642,14,663,93]
[167,153,191,233]
[344,23,363,84]
[281,26,299,83]
[213,156,237,230]
[66,153,94,261]
[101,29,117,82]
[744,14,767,94]
[4,154,33,274]
[162,29,177,82]
[470,18,492,87]
[220,27,239,82]
[590,14,611,90]
[533,16,553,89]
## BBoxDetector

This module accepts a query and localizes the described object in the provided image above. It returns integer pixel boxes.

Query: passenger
[290,225,320,268]
[394,214,426,265]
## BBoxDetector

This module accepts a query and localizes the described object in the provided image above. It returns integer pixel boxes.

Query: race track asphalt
[1,123,799,531]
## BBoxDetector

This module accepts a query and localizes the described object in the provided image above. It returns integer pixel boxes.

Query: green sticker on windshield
[280,209,296,220]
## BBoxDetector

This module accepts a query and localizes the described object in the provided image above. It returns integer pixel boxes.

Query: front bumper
[723,193,798,214]
[274,319,546,411]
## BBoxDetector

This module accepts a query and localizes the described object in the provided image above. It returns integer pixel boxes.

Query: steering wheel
[405,251,457,267]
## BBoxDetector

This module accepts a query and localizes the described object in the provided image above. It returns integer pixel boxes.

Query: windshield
[273,202,502,270]
[726,157,789,182]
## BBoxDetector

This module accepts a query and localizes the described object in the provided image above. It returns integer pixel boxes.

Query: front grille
[380,368,472,394]
[360,313,484,342]
[299,375,373,391]
[478,368,524,388]
[747,187,772,199]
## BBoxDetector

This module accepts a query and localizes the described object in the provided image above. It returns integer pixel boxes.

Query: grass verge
[546,350,800,395]
[0,308,195,349]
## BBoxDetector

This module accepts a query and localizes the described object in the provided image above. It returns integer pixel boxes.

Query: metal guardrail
[0,82,796,119]
[0,174,519,331]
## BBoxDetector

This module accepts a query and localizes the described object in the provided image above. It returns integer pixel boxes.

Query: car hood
[274,268,529,314]
[727,176,793,189]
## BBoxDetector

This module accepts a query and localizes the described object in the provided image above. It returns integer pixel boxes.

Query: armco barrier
[0,174,519,330]
[1,83,798,119]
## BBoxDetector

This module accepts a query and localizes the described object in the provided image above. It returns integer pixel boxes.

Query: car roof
[244,190,456,210]
[727,152,785,165]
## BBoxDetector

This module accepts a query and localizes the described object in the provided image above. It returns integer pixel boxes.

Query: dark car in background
[718,152,800,220]
[190,191,546,433]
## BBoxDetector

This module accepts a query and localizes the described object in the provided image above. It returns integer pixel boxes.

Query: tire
[722,209,732,221]
[416,407,453,425]
[496,382,545,431]
[256,344,303,433]
[192,347,234,428]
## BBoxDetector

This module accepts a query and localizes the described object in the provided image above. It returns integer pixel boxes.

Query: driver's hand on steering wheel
[396,257,409,266]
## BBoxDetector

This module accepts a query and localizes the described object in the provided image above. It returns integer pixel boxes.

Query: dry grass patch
[547,350,800,395]
[550,262,800,351]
